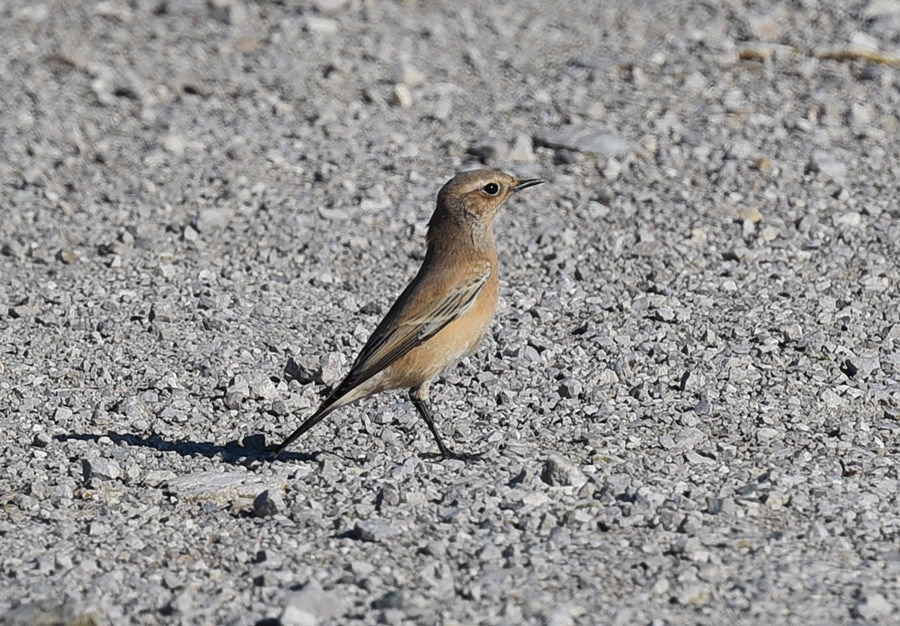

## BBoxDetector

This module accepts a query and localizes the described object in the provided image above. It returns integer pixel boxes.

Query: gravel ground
[2,1,900,624]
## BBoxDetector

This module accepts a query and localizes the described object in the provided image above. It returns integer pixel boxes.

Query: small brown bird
[274,169,543,460]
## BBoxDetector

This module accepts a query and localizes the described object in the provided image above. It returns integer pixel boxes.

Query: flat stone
[353,518,400,542]
[535,126,632,157]
[195,207,233,232]
[807,150,847,179]
[541,454,588,488]
[283,583,346,622]
[253,489,283,517]
[164,472,288,504]
[83,458,122,482]
[853,591,892,619]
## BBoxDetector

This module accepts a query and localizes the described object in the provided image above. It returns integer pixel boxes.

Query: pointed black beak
[513,178,544,192]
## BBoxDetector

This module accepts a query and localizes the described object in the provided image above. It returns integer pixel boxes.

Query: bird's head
[433,169,543,235]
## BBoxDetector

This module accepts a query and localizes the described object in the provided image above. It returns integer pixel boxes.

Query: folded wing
[333,267,492,398]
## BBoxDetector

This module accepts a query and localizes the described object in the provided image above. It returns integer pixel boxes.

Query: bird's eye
[482,182,500,196]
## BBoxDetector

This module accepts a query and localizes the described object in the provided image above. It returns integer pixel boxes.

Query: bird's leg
[409,385,471,460]
[409,389,452,458]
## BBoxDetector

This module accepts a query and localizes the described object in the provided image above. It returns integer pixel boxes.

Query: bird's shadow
[55,431,318,466]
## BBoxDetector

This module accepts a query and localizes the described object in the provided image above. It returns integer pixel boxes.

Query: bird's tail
[271,382,363,459]
[271,402,340,459]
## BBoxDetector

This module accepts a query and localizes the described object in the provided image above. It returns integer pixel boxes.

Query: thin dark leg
[411,396,456,458]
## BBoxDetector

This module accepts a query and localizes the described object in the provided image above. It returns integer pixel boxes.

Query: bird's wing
[331,266,492,398]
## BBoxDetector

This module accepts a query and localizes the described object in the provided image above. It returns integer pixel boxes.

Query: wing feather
[330,268,491,398]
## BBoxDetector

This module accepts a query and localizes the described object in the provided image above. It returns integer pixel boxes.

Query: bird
[273,168,543,460]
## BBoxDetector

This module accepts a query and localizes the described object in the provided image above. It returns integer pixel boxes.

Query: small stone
[541,454,588,488]
[319,353,345,387]
[302,16,338,35]
[162,134,185,155]
[846,351,880,379]
[1,239,26,259]
[691,228,708,244]
[544,605,576,626]
[853,591,892,620]
[508,133,535,163]
[284,583,345,622]
[165,591,193,614]
[88,522,108,536]
[285,356,319,384]
[253,490,282,517]
[280,606,316,626]
[223,391,243,410]
[227,374,250,396]
[752,157,773,173]
[350,560,375,577]
[164,472,288,503]
[468,142,504,163]
[32,432,52,448]
[392,62,424,87]
[9,303,39,318]
[56,249,78,264]
[312,0,348,14]
[740,207,762,223]
[850,31,880,51]
[706,497,737,515]
[783,323,803,342]
[602,158,622,180]
[392,83,412,108]
[372,590,405,610]
[536,126,633,157]
[246,371,278,400]
[353,518,400,542]
[558,379,583,399]
[195,207,233,232]
[833,211,861,228]
[432,96,452,120]
[807,151,847,179]
[677,583,711,606]
[83,458,121,482]
[748,13,780,39]
[55,553,74,570]
[182,225,199,242]
[864,0,900,19]
[149,300,175,323]
[378,484,401,507]
[207,0,246,25]
[849,102,873,126]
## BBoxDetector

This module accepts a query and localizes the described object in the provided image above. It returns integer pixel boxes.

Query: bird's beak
[513,178,544,192]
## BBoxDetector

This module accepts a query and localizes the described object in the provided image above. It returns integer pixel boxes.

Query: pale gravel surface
[2,1,900,625]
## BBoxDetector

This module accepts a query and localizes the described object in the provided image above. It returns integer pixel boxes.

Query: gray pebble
[807,150,847,179]
[194,207,233,233]
[252,489,282,517]
[508,133,536,163]
[536,126,633,157]
[82,458,121,482]
[245,371,279,400]
[353,518,401,542]
[853,591,892,620]
[164,472,288,504]
[283,583,345,622]
[319,352,345,387]
[541,454,588,488]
